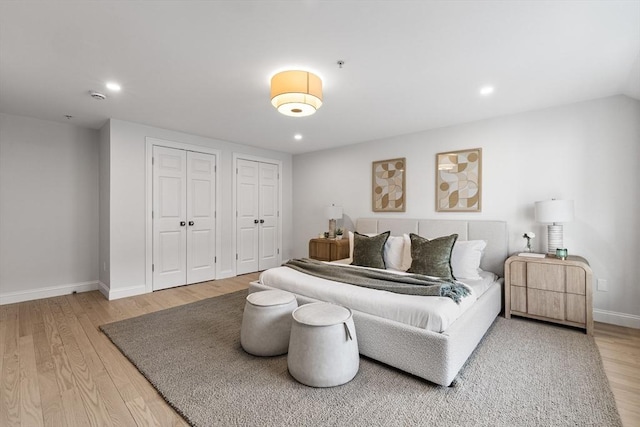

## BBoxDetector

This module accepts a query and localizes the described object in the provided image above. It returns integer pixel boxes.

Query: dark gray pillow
[351,231,390,269]
[407,233,458,280]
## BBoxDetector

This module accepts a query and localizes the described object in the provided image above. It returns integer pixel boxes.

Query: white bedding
[259,263,497,333]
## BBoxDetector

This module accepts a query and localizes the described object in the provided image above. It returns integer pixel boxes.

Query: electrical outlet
[597,279,608,292]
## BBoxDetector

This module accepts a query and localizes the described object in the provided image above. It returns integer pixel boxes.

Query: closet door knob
[254,219,259,224]
[260,219,265,224]
[188,221,194,226]
[180,221,186,226]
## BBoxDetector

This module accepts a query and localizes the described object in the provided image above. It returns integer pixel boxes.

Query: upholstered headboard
[356,218,508,277]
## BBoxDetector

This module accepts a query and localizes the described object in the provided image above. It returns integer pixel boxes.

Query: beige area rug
[100,291,622,427]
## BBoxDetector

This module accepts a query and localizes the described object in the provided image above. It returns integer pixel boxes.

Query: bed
[249,218,508,386]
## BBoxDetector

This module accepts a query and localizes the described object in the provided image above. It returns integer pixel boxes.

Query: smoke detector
[89,91,106,100]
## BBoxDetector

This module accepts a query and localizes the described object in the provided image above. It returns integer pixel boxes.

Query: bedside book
[517,252,546,258]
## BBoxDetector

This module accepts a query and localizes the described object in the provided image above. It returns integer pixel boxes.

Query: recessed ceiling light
[479,86,494,96]
[106,82,121,92]
[294,134,303,140]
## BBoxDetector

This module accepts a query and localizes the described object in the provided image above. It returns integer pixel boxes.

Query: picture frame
[436,148,482,212]
[372,157,406,212]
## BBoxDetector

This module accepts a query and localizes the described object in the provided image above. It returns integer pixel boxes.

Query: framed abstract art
[372,157,406,212]
[436,148,482,212]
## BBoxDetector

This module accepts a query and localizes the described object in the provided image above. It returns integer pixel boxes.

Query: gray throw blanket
[284,258,471,304]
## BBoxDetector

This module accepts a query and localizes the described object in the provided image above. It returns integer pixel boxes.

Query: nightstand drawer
[509,261,527,286]
[527,289,565,320]
[566,266,586,295]
[527,263,564,292]
[566,293,586,323]
[510,285,527,313]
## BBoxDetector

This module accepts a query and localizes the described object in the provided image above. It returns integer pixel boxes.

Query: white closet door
[236,159,260,275]
[186,151,216,284]
[259,162,279,270]
[153,146,187,290]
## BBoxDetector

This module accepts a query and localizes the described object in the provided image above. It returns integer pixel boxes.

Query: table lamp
[325,205,343,238]
[534,199,574,254]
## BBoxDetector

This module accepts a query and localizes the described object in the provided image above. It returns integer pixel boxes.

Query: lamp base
[547,223,563,254]
[328,219,336,239]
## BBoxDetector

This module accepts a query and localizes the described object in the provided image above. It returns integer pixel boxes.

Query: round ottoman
[288,302,359,387]
[240,290,298,356]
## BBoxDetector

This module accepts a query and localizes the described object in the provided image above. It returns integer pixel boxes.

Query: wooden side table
[504,254,593,335]
[309,238,350,262]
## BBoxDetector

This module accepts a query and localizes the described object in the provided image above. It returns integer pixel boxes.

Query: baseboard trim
[107,284,146,301]
[594,309,640,329]
[217,269,235,280]
[2,273,269,305]
[0,281,99,305]
[98,281,110,299]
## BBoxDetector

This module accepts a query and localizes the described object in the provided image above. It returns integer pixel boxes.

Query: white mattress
[259,263,498,333]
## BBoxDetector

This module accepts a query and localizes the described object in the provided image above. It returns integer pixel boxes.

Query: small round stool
[240,290,298,356]
[288,302,359,387]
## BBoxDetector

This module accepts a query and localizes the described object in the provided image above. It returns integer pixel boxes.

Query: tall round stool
[240,290,298,356]
[288,302,359,387]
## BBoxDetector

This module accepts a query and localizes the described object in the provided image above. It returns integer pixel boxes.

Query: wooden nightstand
[309,238,350,262]
[504,255,593,335]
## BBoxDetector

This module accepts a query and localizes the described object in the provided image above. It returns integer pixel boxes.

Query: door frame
[145,137,221,293]
[232,153,283,276]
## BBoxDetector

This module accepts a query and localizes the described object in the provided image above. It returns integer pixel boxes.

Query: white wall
[98,122,110,293]
[105,119,293,299]
[292,95,640,327]
[0,113,99,304]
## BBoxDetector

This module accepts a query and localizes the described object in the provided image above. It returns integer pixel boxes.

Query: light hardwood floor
[1,274,638,426]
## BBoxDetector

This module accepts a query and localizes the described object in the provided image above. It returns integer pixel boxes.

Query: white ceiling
[1,1,639,154]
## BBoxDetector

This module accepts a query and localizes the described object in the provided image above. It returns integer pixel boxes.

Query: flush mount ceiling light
[270,70,322,117]
[89,91,106,100]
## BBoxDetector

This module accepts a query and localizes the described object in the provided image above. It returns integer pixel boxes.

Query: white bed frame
[250,219,508,386]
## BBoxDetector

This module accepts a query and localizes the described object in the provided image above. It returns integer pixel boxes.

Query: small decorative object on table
[335,228,344,240]
[323,232,330,239]
[523,232,535,252]
[518,232,545,258]
[556,248,568,260]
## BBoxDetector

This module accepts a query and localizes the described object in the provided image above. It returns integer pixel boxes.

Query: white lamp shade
[535,199,574,223]
[270,70,323,117]
[325,205,343,220]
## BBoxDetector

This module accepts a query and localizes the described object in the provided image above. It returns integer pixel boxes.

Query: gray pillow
[407,233,458,280]
[351,231,390,269]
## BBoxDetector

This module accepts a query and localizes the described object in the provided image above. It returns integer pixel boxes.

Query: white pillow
[383,236,405,270]
[348,231,408,270]
[401,234,412,271]
[450,240,487,280]
[348,231,355,259]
